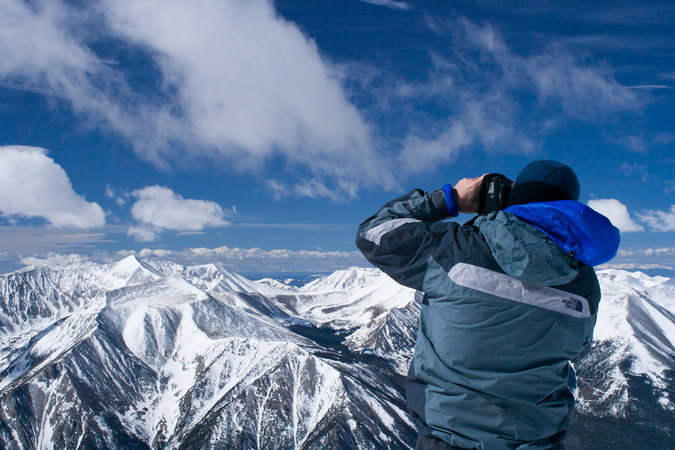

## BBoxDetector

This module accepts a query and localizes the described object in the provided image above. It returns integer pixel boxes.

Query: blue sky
[0,0,674,274]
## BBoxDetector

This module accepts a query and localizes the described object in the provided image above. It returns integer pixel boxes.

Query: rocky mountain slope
[0,257,673,449]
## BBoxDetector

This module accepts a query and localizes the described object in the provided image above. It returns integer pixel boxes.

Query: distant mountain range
[0,257,673,449]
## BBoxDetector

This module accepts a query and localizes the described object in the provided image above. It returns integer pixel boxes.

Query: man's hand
[453,174,486,214]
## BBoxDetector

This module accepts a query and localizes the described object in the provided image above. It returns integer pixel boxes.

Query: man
[356,161,620,450]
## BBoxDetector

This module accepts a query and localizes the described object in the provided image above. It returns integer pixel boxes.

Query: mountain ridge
[0,257,673,449]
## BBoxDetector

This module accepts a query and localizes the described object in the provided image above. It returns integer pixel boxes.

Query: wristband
[443,184,459,217]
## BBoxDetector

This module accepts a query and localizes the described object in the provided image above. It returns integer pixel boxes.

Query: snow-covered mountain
[0,257,418,449]
[0,257,673,449]
[568,270,675,449]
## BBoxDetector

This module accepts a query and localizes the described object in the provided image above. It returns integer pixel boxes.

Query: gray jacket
[356,187,605,450]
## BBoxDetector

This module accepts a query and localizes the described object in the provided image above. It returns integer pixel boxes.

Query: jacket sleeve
[356,186,458,291]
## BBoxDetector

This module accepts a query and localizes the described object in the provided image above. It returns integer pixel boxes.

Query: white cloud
[587,199,644,232]
[638,206,675,232]
[613,247,675,261]
[9,246,368,273]
[0,1,139,145]
[134,245,366,272]
[0,2,91,85]
[128,186,230,241]
[20,252,85,267]
[102,0,392,194]
[0,2,649,199]
[597,262,675,273]
[105,0,372,146]
[0,146,106,228]
[0,0,392,199]
[127,226,158,243]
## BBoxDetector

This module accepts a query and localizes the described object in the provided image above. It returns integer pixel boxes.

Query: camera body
[479,173,513,214]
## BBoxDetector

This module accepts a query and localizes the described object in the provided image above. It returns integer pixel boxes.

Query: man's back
[356,161,619,449]
[406,210,599,449]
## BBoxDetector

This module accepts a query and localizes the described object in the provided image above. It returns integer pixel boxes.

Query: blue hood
[505,200,620,266]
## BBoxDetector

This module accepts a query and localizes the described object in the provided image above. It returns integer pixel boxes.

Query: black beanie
[506,160,580,207]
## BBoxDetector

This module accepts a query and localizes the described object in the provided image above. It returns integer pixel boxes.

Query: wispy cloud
[665,180,675,195]
[627,85,674,90]
[620,162,650,182]
[0,146,106,228]
[637,206,675,232]
[357,0,410,10]
[0,81,69,98]
[106,185,129,206]
[653,133,675,145]
[524,50,640,119]
[612,132,675,153]
[614,135,648,153]
[380,19,644,176]
[455,20,643,118]
[0,226,111,255]
[268,178,358,203]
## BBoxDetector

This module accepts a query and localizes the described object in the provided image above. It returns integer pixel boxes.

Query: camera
[479,173,513,214]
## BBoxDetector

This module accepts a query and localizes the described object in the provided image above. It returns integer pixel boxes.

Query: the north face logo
[562,297,583,313]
